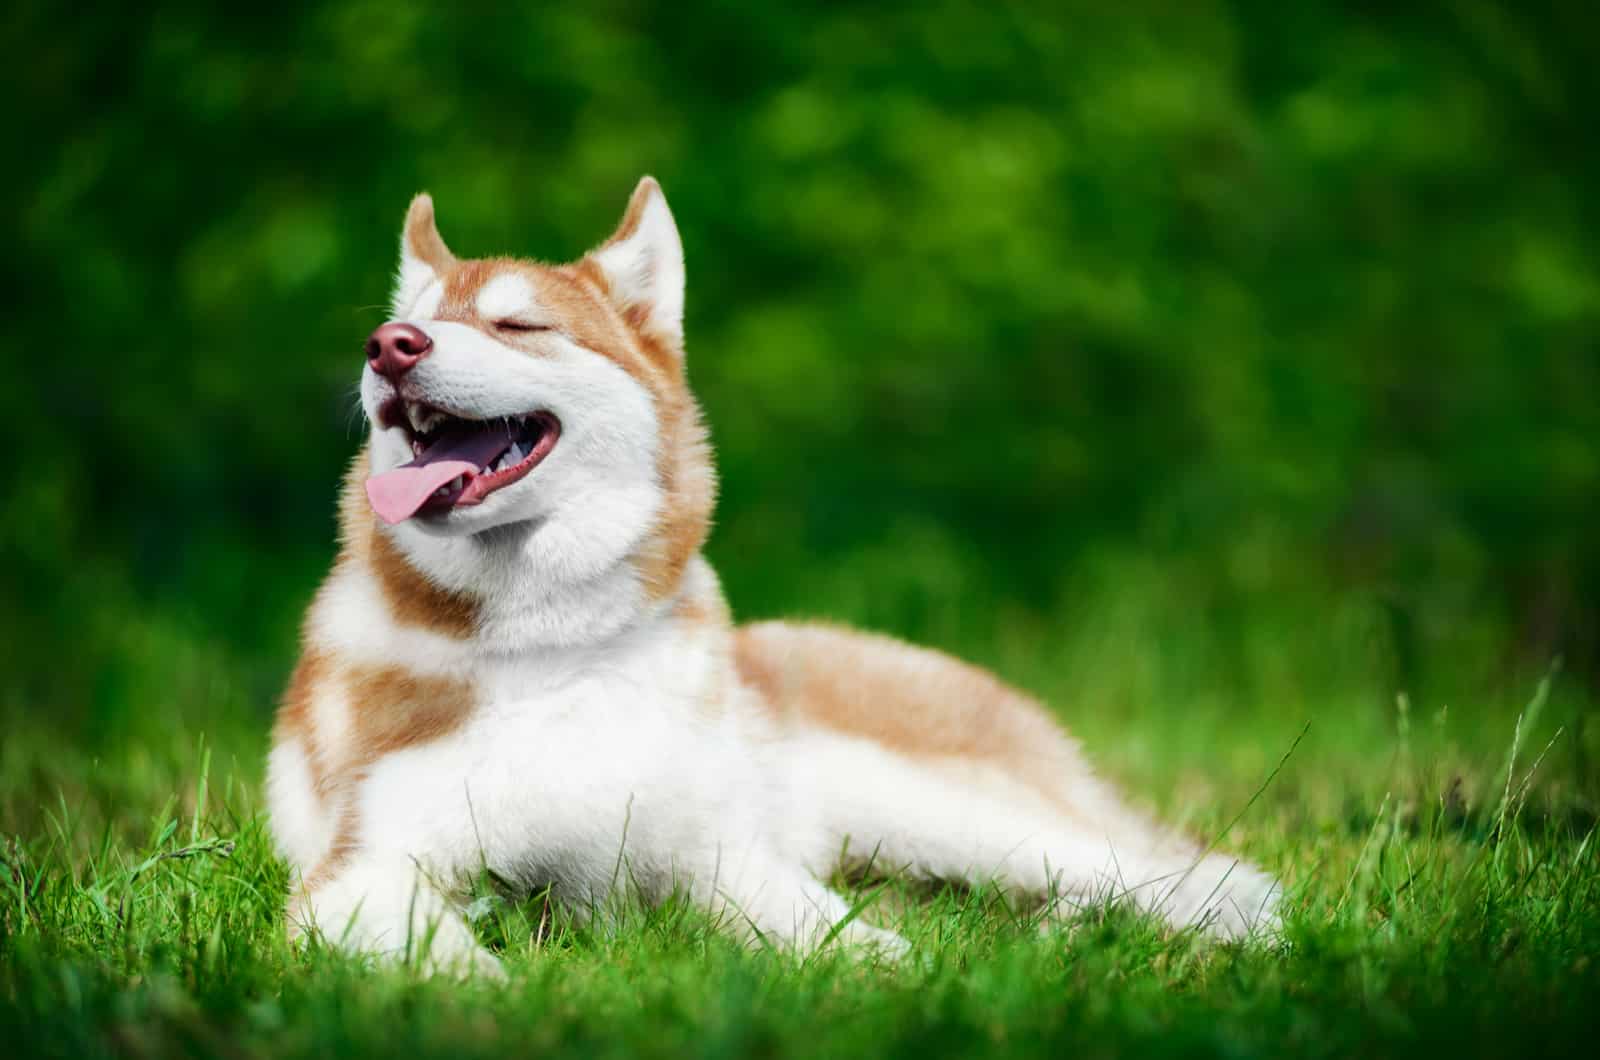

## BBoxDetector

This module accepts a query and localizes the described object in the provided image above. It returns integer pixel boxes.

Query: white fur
[592,183,685,347]
[309,564,476,672]
[306,857,498,975]
[791,731,1277,936]
[392,252,439,319]
[474,273,537,323]
[411,281,444,321]
[266,740,334,873]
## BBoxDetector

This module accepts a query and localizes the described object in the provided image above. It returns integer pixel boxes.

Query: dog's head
[356,178,714,621]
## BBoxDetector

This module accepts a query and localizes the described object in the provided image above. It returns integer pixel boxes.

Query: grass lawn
[3,639,1596,1059]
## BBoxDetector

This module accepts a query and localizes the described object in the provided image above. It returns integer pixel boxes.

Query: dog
[265,177,1280,972]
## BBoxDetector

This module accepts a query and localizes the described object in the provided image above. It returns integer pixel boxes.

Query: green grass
[3,651,1598,1059]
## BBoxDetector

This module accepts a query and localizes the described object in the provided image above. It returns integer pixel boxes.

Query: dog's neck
[385,526,647,654]
[360,512,722,664]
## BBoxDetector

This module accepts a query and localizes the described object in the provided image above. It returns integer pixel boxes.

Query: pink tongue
[365,460,481,524]
[365,427,515,524]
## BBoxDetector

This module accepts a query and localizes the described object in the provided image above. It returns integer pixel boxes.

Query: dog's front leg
[289,857,501,977]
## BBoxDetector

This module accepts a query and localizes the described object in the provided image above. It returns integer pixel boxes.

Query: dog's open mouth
[365,400,561,524]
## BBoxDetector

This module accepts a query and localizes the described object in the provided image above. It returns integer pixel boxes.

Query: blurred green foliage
[3,0,1597,744]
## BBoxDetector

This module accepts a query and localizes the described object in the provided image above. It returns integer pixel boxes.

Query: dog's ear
[589,177,685,350]
[391,193,457,317]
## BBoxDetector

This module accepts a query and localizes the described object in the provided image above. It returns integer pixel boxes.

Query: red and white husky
[266,178,1279,972]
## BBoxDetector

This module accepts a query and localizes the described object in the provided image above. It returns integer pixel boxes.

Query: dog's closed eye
[494,319,553,334]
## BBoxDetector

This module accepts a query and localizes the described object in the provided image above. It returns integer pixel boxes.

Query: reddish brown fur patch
[404,194,457,274]
[603,176,659,250]
[734,622,1106,822]
[275,650,326,740]
[279,653,477,901]
[629,388,715,601]
[290,797,364,921]
[732,623,1038,755]
[273,650,332,799]
[337,452,479,638]
[367,527,479,638]
[345,664,476,758]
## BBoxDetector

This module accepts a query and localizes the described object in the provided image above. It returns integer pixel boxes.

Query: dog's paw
[418,940,507,980]
[833,921,912,962]
[1162,853,1282,942]
[410,917,509,980]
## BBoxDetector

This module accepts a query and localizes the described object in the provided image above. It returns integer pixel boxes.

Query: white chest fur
[348,618,802,907]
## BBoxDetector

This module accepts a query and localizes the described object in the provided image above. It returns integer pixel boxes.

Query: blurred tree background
[2,0,1596,757]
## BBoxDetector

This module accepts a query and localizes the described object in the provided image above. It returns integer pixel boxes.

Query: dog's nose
[366,322,433,379]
